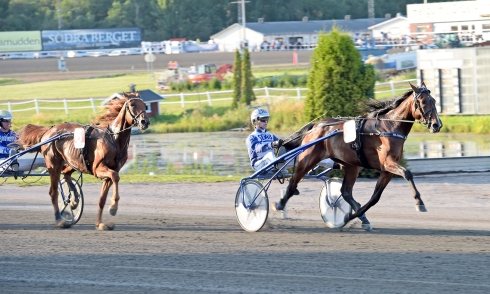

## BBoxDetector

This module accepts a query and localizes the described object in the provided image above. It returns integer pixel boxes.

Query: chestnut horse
[275,83,443,229]
[17,93,150,230]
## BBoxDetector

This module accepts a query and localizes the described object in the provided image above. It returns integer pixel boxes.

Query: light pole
[56,0,67,71]
[231,0,249,49]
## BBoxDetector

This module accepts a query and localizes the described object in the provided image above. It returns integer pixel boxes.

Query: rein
[111,97,145,135]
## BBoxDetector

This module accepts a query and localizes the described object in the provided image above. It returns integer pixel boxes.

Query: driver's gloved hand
[272,139,284,148]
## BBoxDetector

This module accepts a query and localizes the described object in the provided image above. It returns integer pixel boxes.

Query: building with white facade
[210,17,387,52]
[407,0,490,46]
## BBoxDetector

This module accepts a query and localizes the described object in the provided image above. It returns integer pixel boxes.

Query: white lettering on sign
[47,31,138,45]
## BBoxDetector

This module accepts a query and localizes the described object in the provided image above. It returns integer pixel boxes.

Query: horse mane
[364,90,414,118]
[93,92,139,126]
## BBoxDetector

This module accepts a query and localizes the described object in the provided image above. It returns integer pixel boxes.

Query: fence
[1,80,416,115]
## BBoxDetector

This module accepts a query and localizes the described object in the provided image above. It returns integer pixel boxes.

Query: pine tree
[304,27,375,120]
[240,48,256,105]
[231,49,242,108]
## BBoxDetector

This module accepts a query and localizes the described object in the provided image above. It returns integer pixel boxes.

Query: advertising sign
[0,31,42,52]
[42,27,141,51]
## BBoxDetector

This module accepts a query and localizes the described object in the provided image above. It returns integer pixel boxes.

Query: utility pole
[57,0,62,30]
[56,0,67,71]
[368,0,375,24]
[231,0,250,48]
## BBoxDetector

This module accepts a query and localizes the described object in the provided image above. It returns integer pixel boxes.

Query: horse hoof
[109,208,117,216]
[360,216,372,231]
[70,199,79,210]
[96,222,115,231]
[272,202,284,211]
[55,220,71,229]
[415,205,427,212]
[341,213,355,228]
[362,223,373,231]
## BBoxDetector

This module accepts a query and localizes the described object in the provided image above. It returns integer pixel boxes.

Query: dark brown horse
[17,93,150,230]
[275,83,443,229]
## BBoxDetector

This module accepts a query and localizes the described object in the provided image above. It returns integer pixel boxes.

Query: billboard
[0,31,42,52]
[42,27,141,51]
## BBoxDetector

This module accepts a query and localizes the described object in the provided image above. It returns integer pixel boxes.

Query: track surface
[1,173,489,293]
[0,51,313,81]
[1,51,489,293]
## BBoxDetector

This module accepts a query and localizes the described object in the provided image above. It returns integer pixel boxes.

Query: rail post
[265,86,270,101]
[7,101,11,112]
[34,98,39,115]
[63,99,69,115]
[390,80,395,96]
[90,98,96,113]
[180,92,185,108]
[297,87,301,99]
[206,91,212,106]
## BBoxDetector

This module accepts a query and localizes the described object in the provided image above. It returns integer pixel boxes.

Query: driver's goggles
[259,118,269,122]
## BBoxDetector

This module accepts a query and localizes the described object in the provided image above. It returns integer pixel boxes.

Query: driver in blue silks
[0,110,17,160]
[246,108,283,172]
[0,110,46,171]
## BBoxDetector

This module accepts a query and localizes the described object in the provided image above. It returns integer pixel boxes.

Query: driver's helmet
[0,110,12,121]
[250,108,270,125]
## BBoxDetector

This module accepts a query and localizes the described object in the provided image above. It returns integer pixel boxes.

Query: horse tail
[17,124,50,151]
[282,122,316,151]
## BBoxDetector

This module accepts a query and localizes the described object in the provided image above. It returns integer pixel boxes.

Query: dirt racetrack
[0,51,313,83]
[1,173,489,293]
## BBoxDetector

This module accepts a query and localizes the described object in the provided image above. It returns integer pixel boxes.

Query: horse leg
[350,171,393,220]
[95,179,114,230]
[48,168,71,228]
[274,154,320,211]
[383,161,426,212]
[108,173,120,216]
[94,164,119,230]
[338,165,371,230]
[61,168,80,209]
[339,165,361,211]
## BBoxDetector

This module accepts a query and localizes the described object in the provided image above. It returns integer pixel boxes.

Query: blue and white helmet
[250,108,270,124]
[0,110,12,121]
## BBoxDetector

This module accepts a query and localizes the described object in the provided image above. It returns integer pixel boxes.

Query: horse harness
[350,88,436,168]
[349,118,408,169]
[73,98,144,174]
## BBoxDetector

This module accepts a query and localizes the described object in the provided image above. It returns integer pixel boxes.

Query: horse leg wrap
[55,211,62,221]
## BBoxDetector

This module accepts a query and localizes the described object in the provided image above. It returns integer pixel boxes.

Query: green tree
[304,27,375,120]
[240,48,255,105]
[231,49,242,108]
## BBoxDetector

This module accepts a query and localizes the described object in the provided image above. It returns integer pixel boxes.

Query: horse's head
[409,82,443,133]
[123,92,150,131]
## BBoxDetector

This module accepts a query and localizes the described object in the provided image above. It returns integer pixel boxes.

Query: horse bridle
[413,88,437,127]
[125,97,146,125]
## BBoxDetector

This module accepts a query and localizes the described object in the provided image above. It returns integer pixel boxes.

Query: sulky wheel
[235,179,269,232]
[319,179,351,228]
[58,177,84,225]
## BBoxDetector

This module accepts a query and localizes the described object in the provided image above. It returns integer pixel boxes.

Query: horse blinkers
[413,88,442,133]
[125,98,150,130]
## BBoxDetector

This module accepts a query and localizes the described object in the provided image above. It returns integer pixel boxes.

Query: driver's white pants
[317,158,335,169]
[253,151,295,172]
[253,151,277,171]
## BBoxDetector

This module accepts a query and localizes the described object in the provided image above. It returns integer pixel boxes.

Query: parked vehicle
[187,63,233,84]
[108,50,130,56]
[66,51,90,58]
[87,51,109,57]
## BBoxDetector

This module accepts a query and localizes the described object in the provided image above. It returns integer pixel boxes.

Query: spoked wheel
[58,177,84,225]
[235,179,269,232]
[319,179,351,228]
